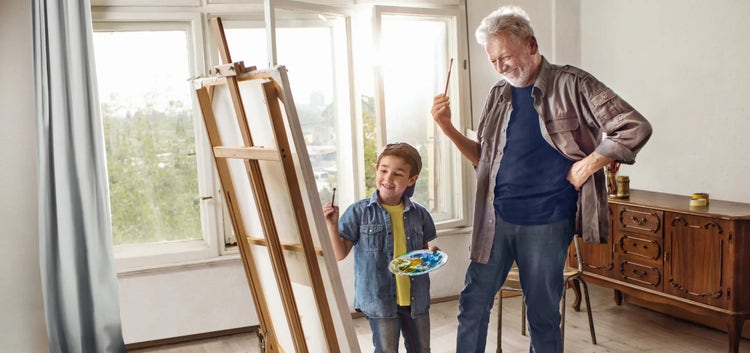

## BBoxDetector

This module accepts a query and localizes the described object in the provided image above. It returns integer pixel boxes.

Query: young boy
[323,142,437,353]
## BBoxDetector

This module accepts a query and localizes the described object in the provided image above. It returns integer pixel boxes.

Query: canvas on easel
[193,17,360,353]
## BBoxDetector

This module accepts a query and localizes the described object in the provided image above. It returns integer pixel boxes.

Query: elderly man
[431,5,652,353]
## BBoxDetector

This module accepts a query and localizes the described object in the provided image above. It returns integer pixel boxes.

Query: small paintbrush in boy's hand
[331,187,336,205]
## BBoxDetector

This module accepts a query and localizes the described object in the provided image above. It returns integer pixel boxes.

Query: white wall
[118,260,258,343]
[468,0,750,204]
[0,1,50,352]
[579,0,750,203]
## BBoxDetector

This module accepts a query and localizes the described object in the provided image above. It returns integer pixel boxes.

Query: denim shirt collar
[366,190,415,212]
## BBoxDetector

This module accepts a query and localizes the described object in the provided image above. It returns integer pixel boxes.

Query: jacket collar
[367,190,413,211]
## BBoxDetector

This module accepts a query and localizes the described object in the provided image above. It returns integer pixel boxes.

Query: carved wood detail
[667,279,723,299]
[620,261,661,287]
[582,261,614,271]
[618,206,662,233]
[667,215,725,298]
[618,234,661,260]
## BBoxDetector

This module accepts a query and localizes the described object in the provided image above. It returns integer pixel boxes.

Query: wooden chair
[496,235,596,353]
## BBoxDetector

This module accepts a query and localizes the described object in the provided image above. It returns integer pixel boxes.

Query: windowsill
[115,239,210,258]
[116,252,241,278]
[436,226,473,237]
[116,229,472,278]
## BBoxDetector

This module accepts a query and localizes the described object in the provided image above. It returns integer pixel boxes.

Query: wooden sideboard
[570,189,750,353]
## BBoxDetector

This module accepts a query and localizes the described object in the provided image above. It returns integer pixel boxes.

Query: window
[222,17,351,206]
[220,6,352,209]
[94,29,200,246]
[372,6,468,226]
[216,4,354,244]
[92,2,470,271]
[92,15,218,270]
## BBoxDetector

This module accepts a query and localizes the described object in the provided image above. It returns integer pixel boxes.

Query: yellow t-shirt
[383,202,410,306]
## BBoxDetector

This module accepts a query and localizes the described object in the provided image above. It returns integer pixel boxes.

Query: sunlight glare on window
[277,27,339,203]
[226,25,340,203]
[381,15,452,217]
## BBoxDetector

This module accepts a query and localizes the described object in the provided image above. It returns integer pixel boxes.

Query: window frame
[91,11,226,271]
[91,1,473,272]
[206,2,360,244]
[371,5,472,229]
[267,1,363,213]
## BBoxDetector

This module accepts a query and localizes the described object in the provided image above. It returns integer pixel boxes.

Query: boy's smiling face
[375,155,418,206]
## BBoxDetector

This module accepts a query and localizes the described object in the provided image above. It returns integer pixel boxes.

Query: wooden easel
[194,17,360,353]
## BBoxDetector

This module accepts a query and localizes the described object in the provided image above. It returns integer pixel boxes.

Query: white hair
[475,5,535,45]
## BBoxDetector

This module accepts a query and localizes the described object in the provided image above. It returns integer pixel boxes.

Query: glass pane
[277,26,339,203]
[362,95,377,198]
[223,18,346,205]
[93,30,202,245]
[381,15,455,220]
[224,27,269,69]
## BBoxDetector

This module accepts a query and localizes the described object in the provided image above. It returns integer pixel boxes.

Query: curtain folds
[33,1,126,352]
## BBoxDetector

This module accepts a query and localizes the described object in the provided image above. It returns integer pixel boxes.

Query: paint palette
[388,249,448,276]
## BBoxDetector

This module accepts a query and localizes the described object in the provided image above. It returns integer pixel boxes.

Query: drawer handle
[631,216,647,225]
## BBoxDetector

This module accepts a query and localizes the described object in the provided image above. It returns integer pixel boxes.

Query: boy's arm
[323,202,353,261]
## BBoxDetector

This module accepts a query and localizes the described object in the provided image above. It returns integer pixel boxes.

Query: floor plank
[129,284,750,353]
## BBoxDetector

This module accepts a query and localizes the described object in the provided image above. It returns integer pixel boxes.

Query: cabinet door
[572,204,615,277]
[664,212,730,308]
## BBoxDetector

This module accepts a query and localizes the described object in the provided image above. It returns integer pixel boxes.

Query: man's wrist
[586,152,614,175]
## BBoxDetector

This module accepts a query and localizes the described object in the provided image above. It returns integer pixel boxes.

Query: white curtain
[33,0,126,352]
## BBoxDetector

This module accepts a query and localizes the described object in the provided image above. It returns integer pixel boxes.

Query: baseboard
[125,326,258,350]
[125,294,518,349]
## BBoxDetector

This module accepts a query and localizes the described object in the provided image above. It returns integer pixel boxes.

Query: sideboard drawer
[619,260,662,289]
[616,232,662,262]
[614,230,664,290]
[615,205,663,236]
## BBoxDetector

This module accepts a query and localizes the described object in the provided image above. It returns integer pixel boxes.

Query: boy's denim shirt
[338,191,437,319]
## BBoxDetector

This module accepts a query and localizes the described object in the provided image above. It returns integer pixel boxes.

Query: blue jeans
[456,215,574,353]
[369,306,430,353]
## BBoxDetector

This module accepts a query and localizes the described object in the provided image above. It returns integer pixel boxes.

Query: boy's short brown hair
[377,142,422,177]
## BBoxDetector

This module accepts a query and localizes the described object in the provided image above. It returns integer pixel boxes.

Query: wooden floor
[129,284,750,353]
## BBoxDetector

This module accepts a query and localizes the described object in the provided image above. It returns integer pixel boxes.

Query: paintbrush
[443,58,454,96]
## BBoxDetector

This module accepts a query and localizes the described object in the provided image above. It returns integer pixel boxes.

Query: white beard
[500,68,531,87]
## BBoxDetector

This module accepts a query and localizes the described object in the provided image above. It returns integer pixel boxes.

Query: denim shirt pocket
[360,224,385,251]
[408,226,425,250]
